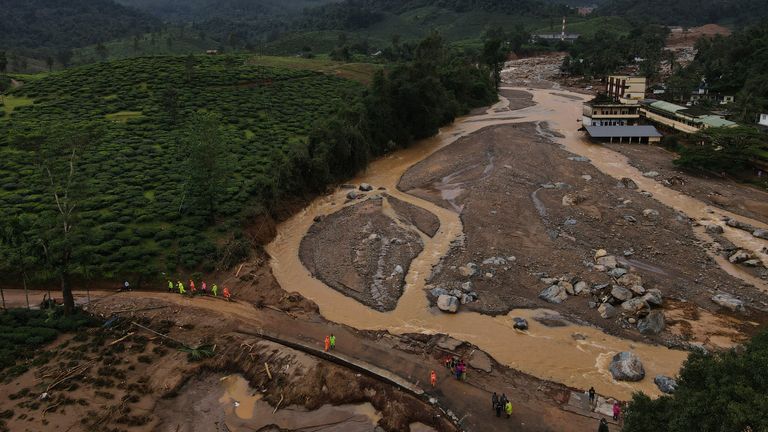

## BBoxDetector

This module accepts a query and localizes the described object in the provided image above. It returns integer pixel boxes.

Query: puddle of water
[267,86,763,400]
[219,375,262,420]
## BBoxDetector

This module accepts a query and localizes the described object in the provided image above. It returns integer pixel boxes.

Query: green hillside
[0,55,362,278]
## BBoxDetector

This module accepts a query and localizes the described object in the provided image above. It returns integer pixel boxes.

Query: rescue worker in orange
[223,286,231,300]
[430,370,437,387]
[324,335,331,352]
[189,279,196,294]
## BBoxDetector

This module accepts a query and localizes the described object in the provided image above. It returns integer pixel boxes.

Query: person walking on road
[189,279,196,295]
[324,335,330,352]
[598,418,609,432]
[491,392,499,411]
[612,401,621,422]
[177,280,186,295]
[504,400,512,418]
[329,334,336,350]
[223,286,231,300]
[589,387,596,405]
[201,281,208,295]
[212,284,219,296]
[495,400,502,417]
[430,370,437,387]
[168,280,174,293]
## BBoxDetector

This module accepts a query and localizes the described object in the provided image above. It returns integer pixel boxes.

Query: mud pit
[268,85,768,400]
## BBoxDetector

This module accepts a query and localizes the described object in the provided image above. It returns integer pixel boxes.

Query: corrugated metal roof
[699,115,737,128]
[649,100,687,113]
[585,125,662,138]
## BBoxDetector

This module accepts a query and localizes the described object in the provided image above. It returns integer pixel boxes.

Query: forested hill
[296,0,571,31]
[596,0,768,26]
[0,0,159,51]
[115,0,339,22]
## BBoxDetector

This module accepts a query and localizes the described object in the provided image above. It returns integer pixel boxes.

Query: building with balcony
[582,94,642,126]
[639,100,737,133]
[606,76,647,104]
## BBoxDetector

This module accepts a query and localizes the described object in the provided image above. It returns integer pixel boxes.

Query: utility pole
[561,16,567,42]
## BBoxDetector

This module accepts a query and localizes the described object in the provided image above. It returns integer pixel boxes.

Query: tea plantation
[0,55,361,279]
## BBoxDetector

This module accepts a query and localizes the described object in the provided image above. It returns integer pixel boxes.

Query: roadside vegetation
[623,329,768,431]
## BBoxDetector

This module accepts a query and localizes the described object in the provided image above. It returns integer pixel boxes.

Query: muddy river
[266,85,768,400]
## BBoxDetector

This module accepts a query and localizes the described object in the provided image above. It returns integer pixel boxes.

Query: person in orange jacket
[430,370,437,387]
[189,279,196,295]
[222,286,231,300]
[324,335,330,352]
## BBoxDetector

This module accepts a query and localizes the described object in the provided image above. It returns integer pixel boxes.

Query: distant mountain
[115,0,341,21]
[0,0,159,52]
[596,0,768,26]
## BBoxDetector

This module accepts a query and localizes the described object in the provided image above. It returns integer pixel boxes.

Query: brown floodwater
[267,86,766,400]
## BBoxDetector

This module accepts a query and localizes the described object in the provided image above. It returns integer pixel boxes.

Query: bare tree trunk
[61,273,75,315]
[23,272,30,310]
[0,286,5,312]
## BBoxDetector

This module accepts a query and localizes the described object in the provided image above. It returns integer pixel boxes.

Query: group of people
[323,334,336,352]
[443,356,467,381]
[491,392,513,418]
[169,279,231,300]
[589,386,622,430]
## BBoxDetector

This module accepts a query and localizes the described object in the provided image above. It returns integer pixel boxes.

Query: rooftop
[585,125,662,138]
[699,115,737,128]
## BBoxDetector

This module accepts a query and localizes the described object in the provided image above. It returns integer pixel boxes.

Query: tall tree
[1,214,36,310]
[95,43,109,62]
[34,123,100,315]
[0,51,7,73]
[482,27,509,87]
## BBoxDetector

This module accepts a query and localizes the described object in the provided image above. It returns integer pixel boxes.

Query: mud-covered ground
[397,121,768,346]
[299,195,425,311]
[605,143,768,226]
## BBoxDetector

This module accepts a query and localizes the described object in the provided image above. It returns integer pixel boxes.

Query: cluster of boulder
[432,256,517,313]
[607,352,678,393]
[344,183,379,200]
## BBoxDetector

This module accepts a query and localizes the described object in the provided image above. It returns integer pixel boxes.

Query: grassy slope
[0,55,373,278]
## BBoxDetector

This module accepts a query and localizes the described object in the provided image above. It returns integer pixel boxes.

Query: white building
[760,113,768,127]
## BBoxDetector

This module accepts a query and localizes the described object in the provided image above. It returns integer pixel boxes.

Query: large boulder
[728,250,751,264]
[560,281,575,295]
[513,317,529,330]
[469,350,492,373]
[346,190,363,200]
[598,303,617,319]
[609,352,645,382]
[638,310,665,335]
[539,285,568,304]
[562,193,586,206]
[482,256,507,266]
[705,224,724,235]
[620,178,638,189]
[621,297,649,313]
[643,209,660,219]
[642,289,663,307]
[574,281,588,295]
[654,375,678,394]
[458,263,479,278]
[358,183,373,191]
[618,273,643,288]
[753,229,768,240]
[611,285,633,302]
[712,293,745,313]
[436,295,459,313]
[597,255,619,270]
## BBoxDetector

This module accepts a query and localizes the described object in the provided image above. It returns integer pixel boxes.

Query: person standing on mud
[612,401,621,422]
[430,370,437,387]
[330,334,336,350]
[212,284,219,296]
[504,400,512,418]
[491,392,499,411]
[177,280,185,295]
[168,280,174,293]
[324,335,330,352]
[201,281,208,295]
[495,399,502,417]
[223,286,231,300]
[189,279,196,295]
[589,387,596,406]
[598,418,609,432]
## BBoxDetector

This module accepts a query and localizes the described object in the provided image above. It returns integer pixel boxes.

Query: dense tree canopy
[597,0,768,26]
[623,329,768,432]
[673,127,768,175]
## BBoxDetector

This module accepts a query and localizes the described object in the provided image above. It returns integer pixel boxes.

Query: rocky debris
[705,224,724,234]
[617,273,644,292]
[560,281,575,295]
[642,209,660,219]
[313,215,325,223]
[340,184,356,189]
[437,295,460,313]
[642,289,663,307]
[359,183,373,191]
[638,310,665,335]
[620,178,638,189]
[461,281,473,292]
[594,249,608,259]
[726,218,756,232]
[598,303,618,319]
[539,285,568,304]
[608,267,628,278]
[640,191,653,197]
[654,375,678,394]
[460,293,478,304]
[458,263,479,278]
[574,281,588,295]
[609,352,645,382]
[436,336,463,351]
[728,250,751,264]
[581,175,593,181]
[513,317,529,330]
[744,259,762,267]
[430,287,448,298]
[611,286,633,302]
[753,229,768,240]
[597,255,619,270]
[642,171,660,178]
[562,193,586,206]
[540,277,559,285]
[621,297,649,313]
[469,350,493,373]
[623,215,637,223]
[568,156,590,162]
[346,190,363,200]
[482,257,507,266]
[711,293,745,313]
